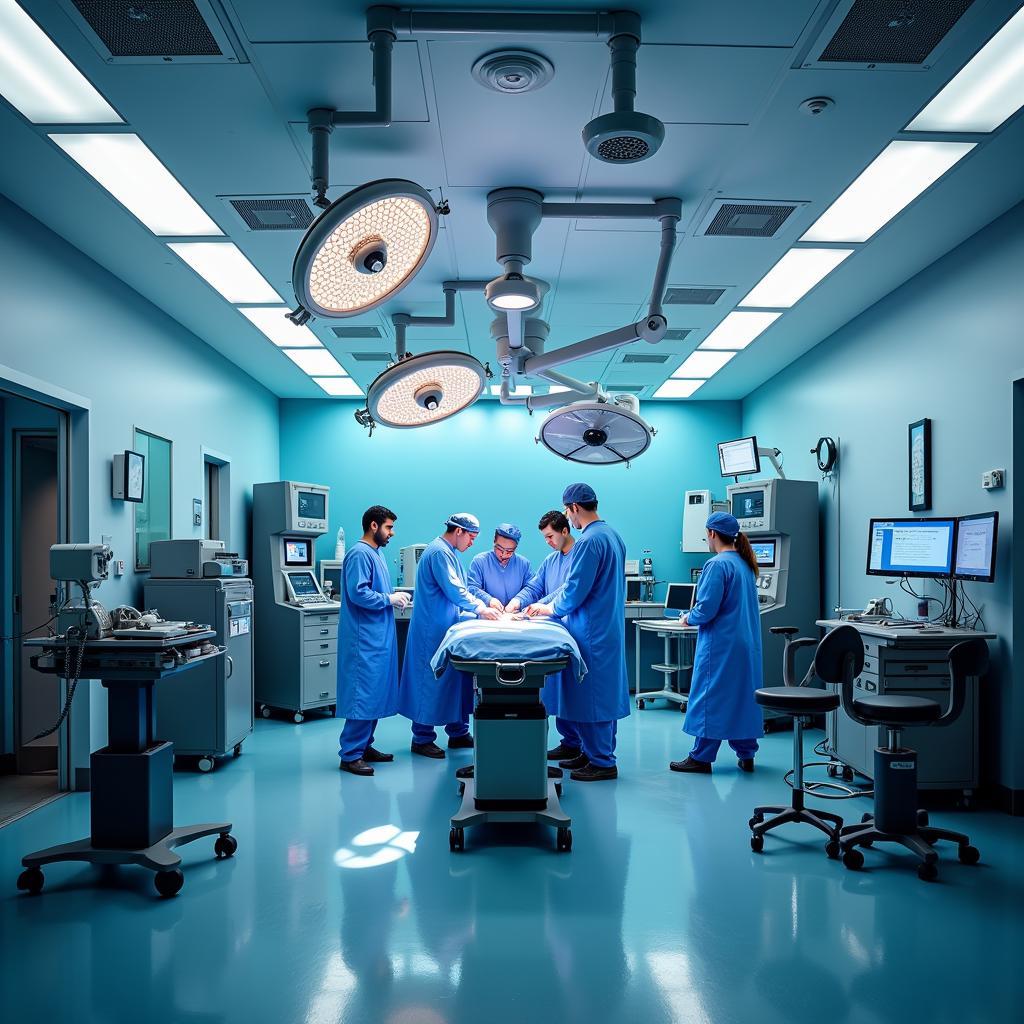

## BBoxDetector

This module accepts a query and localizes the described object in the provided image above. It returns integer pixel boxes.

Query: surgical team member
[507,510,580,760]
[670,511,764,774]
[337,505,410,777]
[528,484,628,782]
[468,523,532,610]
[398,513,501,758]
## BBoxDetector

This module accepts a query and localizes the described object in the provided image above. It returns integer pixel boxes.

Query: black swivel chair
[748,625,864,857]
[837,637,988,881]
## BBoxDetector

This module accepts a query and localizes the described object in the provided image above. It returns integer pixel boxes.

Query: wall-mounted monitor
[718,436,760,477]
[297,490,326,521]
[866,518,956,579]
[953,512,998,583]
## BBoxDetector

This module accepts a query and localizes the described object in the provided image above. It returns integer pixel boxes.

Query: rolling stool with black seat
[748,626,864,857]
[837,638,988,881]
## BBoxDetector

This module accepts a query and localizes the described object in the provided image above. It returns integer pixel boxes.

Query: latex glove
[478,606,501,621]
[505,599,521,614]
[488,597,505,611]
[389,592,411,609]
[526,603,554,618]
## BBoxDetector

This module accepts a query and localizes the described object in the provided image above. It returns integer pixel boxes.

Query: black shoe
[571,763,618,782]
[559,753,589,770]
[669,756,712,774]
[447,734,474,750]
[363,746,394,763]
[737,758,755,773]
[455,765,475,779]
[411,742,446,759]
[339,758,374,776]
[547,744,582,761]
[547,766,563,779]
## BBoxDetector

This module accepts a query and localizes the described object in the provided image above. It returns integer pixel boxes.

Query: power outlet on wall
[982,469,1005,490]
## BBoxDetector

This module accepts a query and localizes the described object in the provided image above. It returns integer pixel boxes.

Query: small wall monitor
[751,539,777,568]
[718,436,760,477]
[866,518,956,578]
[284,538,312,566]
[320,561,344,596]
[953,512,998,583]
[665,583,696,611]
[732,489,765,521]
[297,490,326,520]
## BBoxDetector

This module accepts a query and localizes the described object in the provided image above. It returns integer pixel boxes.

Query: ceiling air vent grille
[330,326,383,339]
[621,353,669,364]
[664,287,726,306]
[230,198,313,232]
[607,385,646,394]
[664,329,693,341]
[811,0,974,67]
[349,352,392,363]
[705,203,798,238]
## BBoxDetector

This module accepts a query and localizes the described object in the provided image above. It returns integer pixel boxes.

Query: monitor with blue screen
[750,540,777,568]
[866,518,956,578]
[953,512,998,583]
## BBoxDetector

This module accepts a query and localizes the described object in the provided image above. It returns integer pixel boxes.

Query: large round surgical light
[292,179,438,319]
[366,351,487,428]
[485,273,540,312]
[538,398,654,464]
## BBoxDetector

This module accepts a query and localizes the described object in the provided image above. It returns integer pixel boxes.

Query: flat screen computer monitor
[625,578,643,602]
[665,583,696,612]
[296,490,326,521]
[750,539,777,568]
[866,518,956,579]
[718,436,760,477]
[284,537,312,566]
[319,560,343,596]
[954,512,998,583]
[285,570,321,598]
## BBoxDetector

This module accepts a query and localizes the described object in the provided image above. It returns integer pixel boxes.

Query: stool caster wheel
[827,764,838,778]
[197,756,215,773]
[748,815,763,829]
[233,744,243,758]
[958,845,980,865]
[861,812,873,824]
[155,869,184,898]
[260,705,271,719]
[636,699,645,710]
[825,840,841,859]
[842,848,864,871]
[917,860,938,882]
[292,712,304,724]
[449,828,464,852]
[679,703,686,712]
[16,867,44,895]
[917,810,930,827]
[841,766,854,782]
[214,834,237,858]
[556,827,572,852]
[750,834,764,853]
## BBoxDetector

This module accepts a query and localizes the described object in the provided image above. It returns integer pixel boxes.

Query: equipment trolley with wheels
[18,633,236,898]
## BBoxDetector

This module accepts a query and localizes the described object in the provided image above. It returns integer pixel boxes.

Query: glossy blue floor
[1,709,1021,1023]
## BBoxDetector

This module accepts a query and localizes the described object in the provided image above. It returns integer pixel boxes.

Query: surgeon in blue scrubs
[507,510,581,760]
[528,484,628,782]
[468,523,532,610]
[670,510,764,774]
[399,513,501,758]
[337,505,410,776]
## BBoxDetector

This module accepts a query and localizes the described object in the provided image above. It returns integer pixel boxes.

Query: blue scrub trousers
[575,720,617,768]
[689,735,759,763]
[412,719,470,745]
[555,717,581,749]
[339,718,377,762]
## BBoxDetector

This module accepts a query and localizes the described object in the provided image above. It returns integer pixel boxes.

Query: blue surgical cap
[495,523,522,543]
[562,482,597,505]
[446,512,480,534]
[706,511,740,538]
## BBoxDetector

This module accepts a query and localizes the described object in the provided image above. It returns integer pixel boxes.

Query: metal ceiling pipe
[533,367,601,398]
[541,197,681,221]
[648,210,680,319]
[391,280,490,359]
[524,316,666,375]
[487,188,544,270]
[609,31,639,113]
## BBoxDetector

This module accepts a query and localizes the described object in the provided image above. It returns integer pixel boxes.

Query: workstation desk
[633,618,696,711]
[817,619,996,797]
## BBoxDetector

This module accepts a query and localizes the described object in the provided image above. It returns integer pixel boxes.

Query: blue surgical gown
[551,521,629,723]
[468,550,532,607]
[684,551,764,740]
[398,537,483,725]
[337,541,398,720]
[513,547,576,713]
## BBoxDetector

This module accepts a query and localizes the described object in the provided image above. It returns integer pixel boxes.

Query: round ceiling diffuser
[471,50,554,94]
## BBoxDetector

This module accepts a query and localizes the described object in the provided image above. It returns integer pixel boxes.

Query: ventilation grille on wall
[621,353,669,364]
[664,329,693,341]
[65,0,243,63]
[229,198,313,232]
[804,0,975,69]
[349,351,392,362]
[331,326,383,339]
[704,202,801,238]
[664,287,726,305]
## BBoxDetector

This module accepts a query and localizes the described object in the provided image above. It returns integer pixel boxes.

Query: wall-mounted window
[134,428,172,571]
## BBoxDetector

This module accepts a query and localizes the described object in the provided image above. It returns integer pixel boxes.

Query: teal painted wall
[279,398,742,595]
[743,200,1024,793]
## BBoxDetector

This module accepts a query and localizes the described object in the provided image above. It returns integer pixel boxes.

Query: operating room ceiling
[2,0,1023,402]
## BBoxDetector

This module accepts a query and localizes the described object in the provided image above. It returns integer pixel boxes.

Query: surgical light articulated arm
[391,280,489,360]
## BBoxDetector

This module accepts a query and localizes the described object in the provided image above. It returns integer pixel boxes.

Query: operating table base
[450,779,572,852]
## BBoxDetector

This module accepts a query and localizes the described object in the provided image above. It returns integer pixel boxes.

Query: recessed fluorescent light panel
[908,7,1024,133]
[50,134,221,236]
[672,351,736,378]
[0,0,121,123]
[740,248,853,308]
[239,307,321,348]
[699,311,782,350]
[314,377,364,396]
[802,141,975,243]
[168,242,282,303]
[655,379,705,398]
[282,349,347,376]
